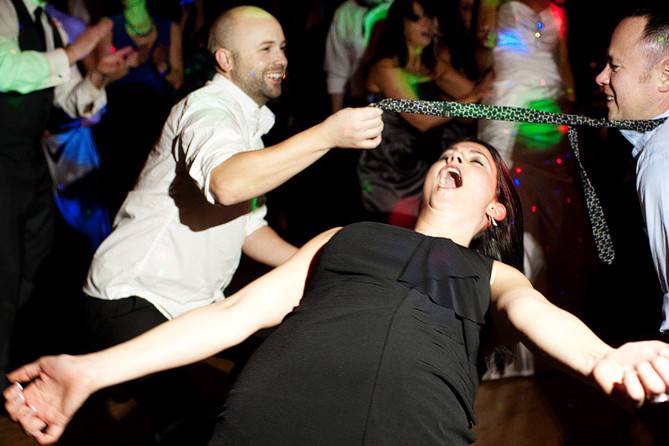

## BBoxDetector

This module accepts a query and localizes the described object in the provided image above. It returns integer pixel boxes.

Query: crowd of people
[2,0,669,445]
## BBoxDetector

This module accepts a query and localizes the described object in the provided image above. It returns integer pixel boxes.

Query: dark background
[14,0,667,371]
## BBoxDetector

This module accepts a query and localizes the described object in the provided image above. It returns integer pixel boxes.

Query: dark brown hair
[463,138,524,272]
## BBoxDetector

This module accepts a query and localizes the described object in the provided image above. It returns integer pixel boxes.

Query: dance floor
[2,358,665,446]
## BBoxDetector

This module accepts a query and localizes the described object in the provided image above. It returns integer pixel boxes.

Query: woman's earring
[488,214,498,228]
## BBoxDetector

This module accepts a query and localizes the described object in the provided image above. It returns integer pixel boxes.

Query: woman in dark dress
[6,140,669,445]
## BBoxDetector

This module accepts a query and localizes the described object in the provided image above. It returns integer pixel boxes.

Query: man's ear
[658,56,669,93]
[488,202,507,223]
[214,48,234,73]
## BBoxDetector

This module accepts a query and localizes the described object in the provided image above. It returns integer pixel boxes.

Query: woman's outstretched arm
[490,261,669,407]
[3,228,341,444]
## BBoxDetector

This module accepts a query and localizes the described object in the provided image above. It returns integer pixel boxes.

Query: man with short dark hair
[596,7,669,334]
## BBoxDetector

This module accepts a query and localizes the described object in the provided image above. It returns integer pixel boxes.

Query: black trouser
[0,159,54,391]
[82,295,217,445]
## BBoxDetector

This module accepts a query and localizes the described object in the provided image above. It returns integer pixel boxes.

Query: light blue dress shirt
[621,108,669,332]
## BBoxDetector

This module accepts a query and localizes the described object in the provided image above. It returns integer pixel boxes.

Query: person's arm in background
[165,21,183,90]
[555,6,576,103]
[53,18,137,118]
[433,46,493,102]
[474,0,499,72]
[324,5,352,114]
[0,3,112,94]
[490,261,669,408]
[367,57,491,133]
[4,227,340,445]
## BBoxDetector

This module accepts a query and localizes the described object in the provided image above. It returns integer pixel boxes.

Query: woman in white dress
[477,0,591,377]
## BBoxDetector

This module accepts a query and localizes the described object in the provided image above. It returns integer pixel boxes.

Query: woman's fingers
[6,362,42,383]
[651,355,669,386]
[3,383,26,421]
[636,361,667,395]
[623,369,646,406]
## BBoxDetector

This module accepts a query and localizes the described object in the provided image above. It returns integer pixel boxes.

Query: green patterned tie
[372,98,666,265]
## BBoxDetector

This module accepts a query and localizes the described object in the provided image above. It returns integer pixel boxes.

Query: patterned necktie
[33,6,46,50]
[372,98,666,265]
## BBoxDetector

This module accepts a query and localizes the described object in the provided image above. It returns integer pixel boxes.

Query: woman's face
[423,142,503,227]
[403,2,435,49]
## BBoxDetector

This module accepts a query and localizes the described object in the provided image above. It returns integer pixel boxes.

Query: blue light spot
[496,29,528,54]
[536,21,544,30]
[513,178,521,186]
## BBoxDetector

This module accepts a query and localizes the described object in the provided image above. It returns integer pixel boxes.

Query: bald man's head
[208,6,277,54]
[208,6,287,106]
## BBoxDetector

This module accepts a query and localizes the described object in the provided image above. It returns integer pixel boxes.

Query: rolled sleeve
[53,69,106,118]
[179,106,247,205]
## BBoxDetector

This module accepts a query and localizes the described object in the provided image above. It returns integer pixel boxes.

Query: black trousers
[0,160,54,391]
[82,295,217,445]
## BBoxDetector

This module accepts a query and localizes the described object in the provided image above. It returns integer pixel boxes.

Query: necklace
[534,19,544,40]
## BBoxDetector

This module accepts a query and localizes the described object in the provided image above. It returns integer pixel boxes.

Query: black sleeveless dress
[209,222,493,445]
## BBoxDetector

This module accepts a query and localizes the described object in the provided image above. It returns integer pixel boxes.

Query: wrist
[72,354,105,394]
[88,70,108,89]
[313,120,336,150]
[64,45,80,65]
[585,344,615,380]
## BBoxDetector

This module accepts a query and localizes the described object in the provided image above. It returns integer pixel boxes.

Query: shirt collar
[620,108,669,158]
[24,0,46,14]
[210,73,275,136]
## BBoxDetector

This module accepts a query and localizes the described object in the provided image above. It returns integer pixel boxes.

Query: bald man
[74,6,383,444]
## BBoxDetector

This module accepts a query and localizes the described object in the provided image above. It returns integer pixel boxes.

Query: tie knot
[34,6,43,22]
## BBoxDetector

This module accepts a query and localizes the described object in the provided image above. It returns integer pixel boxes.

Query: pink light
[531,205,537,213]
[514,167,522,174]
[550,3,567,39]
[556,157,563,165]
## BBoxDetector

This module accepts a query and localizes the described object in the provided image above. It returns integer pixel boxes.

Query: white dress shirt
[621,108,669,332]
[0,0,105,116]
[84,74,275,319]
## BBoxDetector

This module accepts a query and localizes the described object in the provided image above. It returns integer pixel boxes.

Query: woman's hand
[3,355,98,444]
[460,69,494,104]
[91,46,139,87]
[591,341,669,409]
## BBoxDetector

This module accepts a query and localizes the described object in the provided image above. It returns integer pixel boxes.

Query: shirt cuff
[200,151,236,205]
[79,75,107,117]
[44,48,71,85]
[660,292,669,333]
